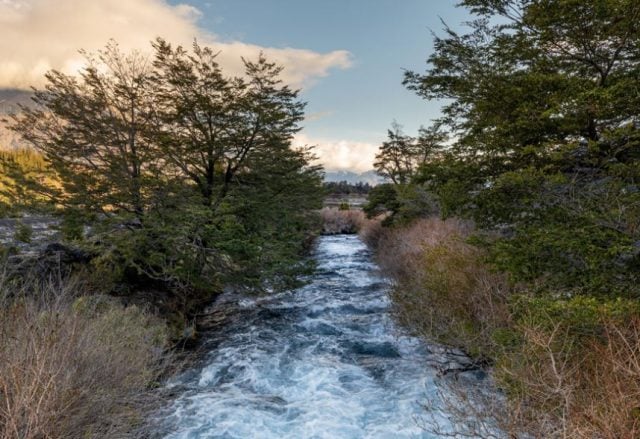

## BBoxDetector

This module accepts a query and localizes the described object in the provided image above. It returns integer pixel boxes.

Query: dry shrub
[358,216,385,249]
[493,316,640,438]
[319,207,366,234]
[373,217,510,359]
[0,274,170,439]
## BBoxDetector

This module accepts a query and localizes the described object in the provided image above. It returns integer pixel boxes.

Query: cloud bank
[0,0,352,89]
[294,134,379,173]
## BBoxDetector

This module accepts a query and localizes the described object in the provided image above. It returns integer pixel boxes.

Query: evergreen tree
[405,0,640,296]
[9,40,323,296]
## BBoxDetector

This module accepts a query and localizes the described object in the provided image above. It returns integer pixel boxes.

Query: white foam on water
[156,235,469,438]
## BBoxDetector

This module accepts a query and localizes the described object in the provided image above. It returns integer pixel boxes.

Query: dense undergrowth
[0,273,170,439]
[361,217,640,437]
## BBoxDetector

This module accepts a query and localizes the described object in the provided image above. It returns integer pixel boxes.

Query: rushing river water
[156,235,484,438]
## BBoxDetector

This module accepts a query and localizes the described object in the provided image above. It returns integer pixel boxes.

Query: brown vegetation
[0,273,170,439]
[494,314,640,438]
[366,217,510,359]
[368,216,640,438]
[320,207,366,234]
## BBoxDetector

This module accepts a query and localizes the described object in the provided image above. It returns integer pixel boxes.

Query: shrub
[491,297,640,438]
[0,275,170,439]
[14,221,32,244]
[374,216,511,359]
[358,216,386,249]
[319,207,366,234]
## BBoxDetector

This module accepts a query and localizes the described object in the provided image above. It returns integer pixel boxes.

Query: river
[155,234,487,438]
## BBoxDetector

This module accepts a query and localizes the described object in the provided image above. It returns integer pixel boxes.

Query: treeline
[364,0,640,437]
[323,180,372,196]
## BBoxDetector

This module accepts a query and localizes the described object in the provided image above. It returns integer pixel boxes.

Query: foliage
[367,1,640,436]
[403,0,640,297]
[373,122,447,185]
[363,183,438,225]
[9,40,324,298]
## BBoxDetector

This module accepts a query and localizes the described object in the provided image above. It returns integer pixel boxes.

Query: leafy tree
[373,122,417,185]
[10,40,323,297]
[11,43,162,219]
[151,40,306,209]
[404,0,640,296]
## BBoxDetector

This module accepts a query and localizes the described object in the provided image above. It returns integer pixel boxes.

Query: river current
[156,234,476,438]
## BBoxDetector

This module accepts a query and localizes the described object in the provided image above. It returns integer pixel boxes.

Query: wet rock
[425,344,481,376]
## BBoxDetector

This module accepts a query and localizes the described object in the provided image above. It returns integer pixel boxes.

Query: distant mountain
[323,170,384,185]
[0,89,33,150]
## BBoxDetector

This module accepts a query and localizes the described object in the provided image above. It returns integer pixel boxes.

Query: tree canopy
[396,0,640,297]
[9,40,323,296]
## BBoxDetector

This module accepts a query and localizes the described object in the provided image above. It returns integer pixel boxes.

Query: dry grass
[0,272,170,439]
[369,216,640,438]
[371,217,510,359]
[319,207,366,234]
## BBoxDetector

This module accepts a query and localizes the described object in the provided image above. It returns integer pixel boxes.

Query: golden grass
[0,274,170,439]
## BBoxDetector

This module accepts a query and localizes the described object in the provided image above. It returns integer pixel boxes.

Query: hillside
[0,89,33,150]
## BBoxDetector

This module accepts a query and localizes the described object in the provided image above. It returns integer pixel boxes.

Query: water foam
[156,235,470,438]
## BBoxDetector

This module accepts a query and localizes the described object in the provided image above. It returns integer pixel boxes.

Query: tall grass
[366,216,640,438]
[0,272,170,439]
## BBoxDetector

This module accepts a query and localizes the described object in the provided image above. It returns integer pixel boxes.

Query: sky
[0,0,471,172]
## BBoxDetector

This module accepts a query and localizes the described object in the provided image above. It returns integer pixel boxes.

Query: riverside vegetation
[0,40,323,438]
[359,0,640,437]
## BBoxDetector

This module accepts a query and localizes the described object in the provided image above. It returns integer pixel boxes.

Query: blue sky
[179,0,471,170]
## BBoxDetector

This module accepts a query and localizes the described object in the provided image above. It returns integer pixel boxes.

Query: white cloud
[295,134,379,173]
[0,0,352,89]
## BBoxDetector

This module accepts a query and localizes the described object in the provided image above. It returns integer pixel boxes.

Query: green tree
[405,0,640,296]
[10,40,323,297]
[11,43,162,219]
[373,122,417,185]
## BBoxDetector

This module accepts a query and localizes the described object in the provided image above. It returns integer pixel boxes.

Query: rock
[425,344,483,376]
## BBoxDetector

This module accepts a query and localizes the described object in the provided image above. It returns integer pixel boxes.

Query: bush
[374,216,511,359]
[319,207,366,234]
[0,275,170,439]
[358,216,386,249]
[493,297,640,438]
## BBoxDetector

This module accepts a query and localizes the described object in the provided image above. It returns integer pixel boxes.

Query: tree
[10,40,323,296]
[404,0,640,296]
[373,122,416,184]
[11,43,161,219]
